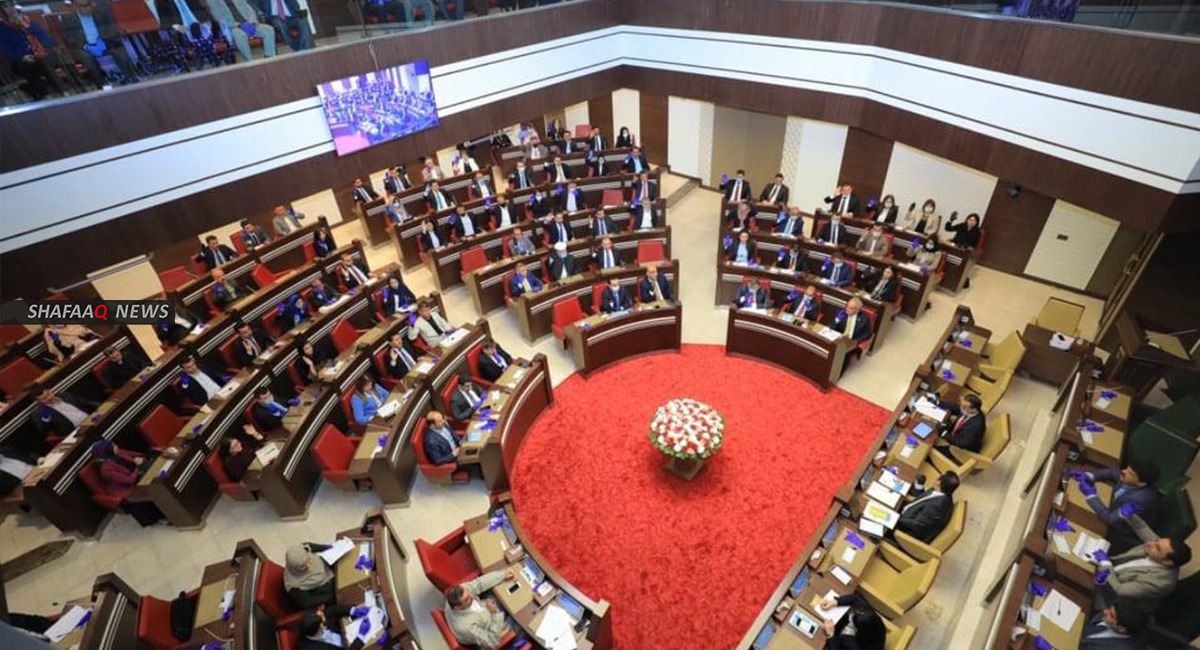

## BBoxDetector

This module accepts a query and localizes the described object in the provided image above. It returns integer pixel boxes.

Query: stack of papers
[319,537,356,565]
[914,398,948,422]
[862,499,901,529]
[414,361,435,374]
[813,590,849,623]
[255,443,280,467]
[377,400,400,419]
[1039,589,1081,632]
[866,481,903,509]
[817,328,842,342]
[1072,532,1110,563]
[535,604,578,650]
[44,605,90,642]
[442,329,468,348]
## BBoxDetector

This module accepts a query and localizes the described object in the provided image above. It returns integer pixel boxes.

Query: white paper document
[866,481,903,509]
[817,328,842,342]
[1023,606,1042,631]
[535,604,578,650]
[377,400,400,419]
[441,329,468,348]
[862,499,901,529]
[319,537,356,565]
[45,605,89,642]
[1093,395,1113,409]
[914,397,948,422]
[815,590,850,623]
[415,361,435,374]
[858,518,886,538]
[254,442,280,466]
[1072,533,1110,563]
[1080,429,1095,446]
[1051,533,1072,556]
[830,565,852,585]
[840,546,857,565]
[1039,589,1081,632]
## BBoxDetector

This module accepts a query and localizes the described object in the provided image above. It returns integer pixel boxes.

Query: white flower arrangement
[648,398,725,460]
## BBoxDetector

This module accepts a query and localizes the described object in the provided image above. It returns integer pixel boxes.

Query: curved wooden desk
[725,308,857,391]
[562,302,682,376]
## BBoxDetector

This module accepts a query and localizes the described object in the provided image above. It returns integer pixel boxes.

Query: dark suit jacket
[381,283,417,317]
[383,342,418,379]
[623,154,649,173]
[544,163,572,185]
[759,183,790,205]
[200,245,238,269]
[724,239,757,263]
[156,0,211,26]
[240,227,270,248]
[211,280,249,310]
[589,134,606,151]
[817,221,848,245]
[427,189,454,212]
[60,2,122,49]
[824,193,860,215]
[1080,614,1142,650]
[508,273,542,298]
[560,189,587,213]
[252,401,286,432]
[423,425,459,466]
[350,184,379,204]
[895,492,953,543]
[335,260,372,290]
[735,285,769,308]
[420,226,446,251]
[234,330,275,367]
[156,307,202,346]
[821,262,853,287]
[832,310,872,342]
[547,256,577,281]
[631,180,658,203]
[100,354,146,390]
[778,249,805,273]
[775,214,804,237]
[450,386,483,422]
[600,286,632,313]
[945,411,985,452]
[296,605,365,650]
[453,213,484,238]
[589,216,618,237]
[489,204,519,229]
[638,275,674,303]
[383,174,411,194]
[788,295,820,321]
[546,221,573,245]
[945,221,983,248]
[478,348,512,382]
[872,205,899,225]
[508,169,537,190]
[310,283,340,307]
[313,234,337,258]
[824,593,884,650]
[180,365,224,405]
[725,205,758,231]
[722,179,752,202]
[868,276,899,303]
[593,247,624,270]
[34,394,100,440]
[590,155,610,177]
[1090,468,1161,555]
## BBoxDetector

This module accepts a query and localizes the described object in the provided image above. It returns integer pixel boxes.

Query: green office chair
[1141,571,1200,650]
[1154,488,1196,542]
[1124,421,1198,489]
[1150,394,1200,439]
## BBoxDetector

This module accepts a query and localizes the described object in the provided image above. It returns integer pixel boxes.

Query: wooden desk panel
[479,355,552,493]
[1019,323,1094,387]
[725,308,855,391]
[563,302,682,377]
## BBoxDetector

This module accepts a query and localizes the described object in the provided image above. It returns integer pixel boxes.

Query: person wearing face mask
[874,194,899,224]
[904,199,942,236]
[817,214,846,246]
[722,170,752,203]
[868,266,898,302]
[507,226,536,257]
[907,237,943,270]
[726,201,757,232]
[787,285,820,321]
[944,212,983,248]
[489,193,517,229]
[823,184,859,216]
[775,207,804,237]
[855,224,890,258]
[508,159,535,190]
[547,242,577,281]
[252,386,291,431]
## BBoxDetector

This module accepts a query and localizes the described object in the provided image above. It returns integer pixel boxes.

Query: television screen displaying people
[318,59,439,156]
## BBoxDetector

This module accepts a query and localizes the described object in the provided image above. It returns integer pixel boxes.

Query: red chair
[230,231,248,254]
[0,357,41,397]
[845,260,859,287]
[415,526,481,592]
[158,265,193,292]
[340,391,368,438]
[465,344,493,389]
[460,247,488,276]
[137,594,181,650]
[574,124,592,137]
[262,308,285,340]
[252,263,278,288]
[589,284,607,315]
[313,424,361,490]
[501,235,513,258]
[882,234,896,258]
[331,320,360,354]
[0,324,30,346]
[551,297,587,345]
[218,337,241,371]
[189,254,207,275]
[412,420,471,486]
[79,461,123,510]
[257,560,305,630]
[302,241,316,263]
[277,630,297,650]
[501,271,516,304]
[138,405,186,451]
[440,374,466,426]
[601,189,623,206]
[857,307,878,354]
[636,240,665,264]
[205,450,256,501]
[91,358,114,394]
[374,348,400,391]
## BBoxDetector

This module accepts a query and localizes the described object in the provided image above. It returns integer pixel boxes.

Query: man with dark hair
[759,173,789,206]
[1080,600,1150,649]
[477,340,513,383]
[1071,460,1162,555]
[200,235,238,269]
[179,353,224,406]
[1092,510,1191,612]
[893,471,959,543]
[298,604,370,650]
[99,345,148,390]
[251,386,289,431]
[30,383,97,445]
[239,219,270,248]
[939,394,985,456]
[450,372,484,422]
[233,321,275,367]
[443,569,516,647]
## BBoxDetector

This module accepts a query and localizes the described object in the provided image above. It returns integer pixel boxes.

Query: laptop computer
[883,426,899,448]
[912,421,934,440]
[821,522,840,547]
[788,568,810,598]
[752,622,777,650]
[557,592,584,621]
[858,465,876,490]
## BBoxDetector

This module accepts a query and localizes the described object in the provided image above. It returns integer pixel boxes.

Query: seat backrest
[883,619,915,650]
[256,559,299,620]
[252,263,277,289]
[441,375,461,409]
[930,500,966,552]
[412,420,432,465]
[136,595,178,650]
[1157,487,1196,541]
[894,557,939,611]
[590,284,606,313]
[602,189,623,206]
[79,461,108,496]
[340,390,357,424]
[502,272,515,301]
[1034,297,1084,335]
[158,266,193,292]
[1128,422,1198,486]
[218,337,241,370]
[91,359,111,390]
[262,309,283,339]
[466,345,484,380]
[552,297,585,327]
[460,247,488,275]
[230,231,248,254]
[205,449,232,484]
[314,425,354,472]
[0,357,43,397]
[303,241,316,263]
[981,413,1011,461]
[636,240,665,263]
[139,405,185,450]
[1154,571,1200,639]
[431,609,467,650]
[277,630,298,650]
[991,332,1026,370]
[331,319,359,353]
[1148,394,1200,438]
[0,324,31,346]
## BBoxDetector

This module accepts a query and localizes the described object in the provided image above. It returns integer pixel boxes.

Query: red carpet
[510,345,890,649]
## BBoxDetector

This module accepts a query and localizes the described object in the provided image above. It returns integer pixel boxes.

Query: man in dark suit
[298,604,370,650]
[638,264,674,303]
[383,166,411,195]
[593,237,623,270]
[239,219,270,248]
[426,181,454,212]
[1079,601,1150,650]
[450,372,484,422]
[179,354,225,405]
[545,155,571,185]
[734,281,769,309]
[831,297,872,342]
[335,252,373,290]
[470,171,493,201]
[489,193,519,230]
[157,303,204,347]
[309,277,340,307]
[560,181,586,214]
[724,230,757,264]
[547,243,577,281]
[422,410,463,468]
[817,214,848,246]
[775,207,804,237]
[350,177,378,204]
[419,220,446,251]
[477,340,513,383]
[257,0,312,51]
[200,235,238,269]
[99,345,147,391]
[383,332,419,380]
[251,386,289,431]
[210,268,250,311]
[632,202,658,231]
[824,184,859,216]
[1074,461,1162,555]
[939,394,985,455]
[722,170,752,203]
[624,146,649,174]
[893,471,959,543]
[508,267,542,299]
[599,277,632,314]
[589,211,618,237]
[588,126,606,152]
[527,191,550,221]
[60,0,138,85]
[30,383,97,445]
[508,159,536,190]
[546,212,573,245]
[451,205,483,239]
[777,243,806,273]
[867,267,899,303]
[631,172,657,205]
[233,321,276,367]
[787,285,820,321]
[759,173,789,206]
[821,252,854,287]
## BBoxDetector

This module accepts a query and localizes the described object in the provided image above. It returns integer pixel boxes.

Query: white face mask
[924,206,933,214]
[884,201,893,207]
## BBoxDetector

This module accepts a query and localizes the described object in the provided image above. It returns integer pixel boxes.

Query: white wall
[563,102,591,134]
[667,97,705,179]
[882,144,998,223]
[1024,201,1120,289]
[611,88,641,144]
[786,119,848,217]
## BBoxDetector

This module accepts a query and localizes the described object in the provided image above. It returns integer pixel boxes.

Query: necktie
[558,224,567,242]
[784,218,794,235]
[436,193,446,210]
[520,171,528,187]
[641,185,648,202]
[214,248,225,264]
[492,353,506,370]
[429,317,443,336]
[953,413,968,433]
[597,219,606,235]
[556,166,565,182]
[770,185,780,203]
[733,181,741,200]
[559,260,568,279]
[479,182,490,198]
[275,0,286,16]
[521,277,532,293]
[350,264,367,285]
[248,337,259,356]
[797,298,808,316]
[605,250,614,268]
[650,278,661,301]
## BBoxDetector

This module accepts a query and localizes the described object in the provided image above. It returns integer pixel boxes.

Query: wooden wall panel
[837,128,893,206]
[588,94,614,145]
[1125,231,1200,333]
[977,182,1055,275]
[639,92,669,164]
[1086,224,1145,296]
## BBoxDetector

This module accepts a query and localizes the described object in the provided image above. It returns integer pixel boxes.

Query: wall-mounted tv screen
[317,59,438,157]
